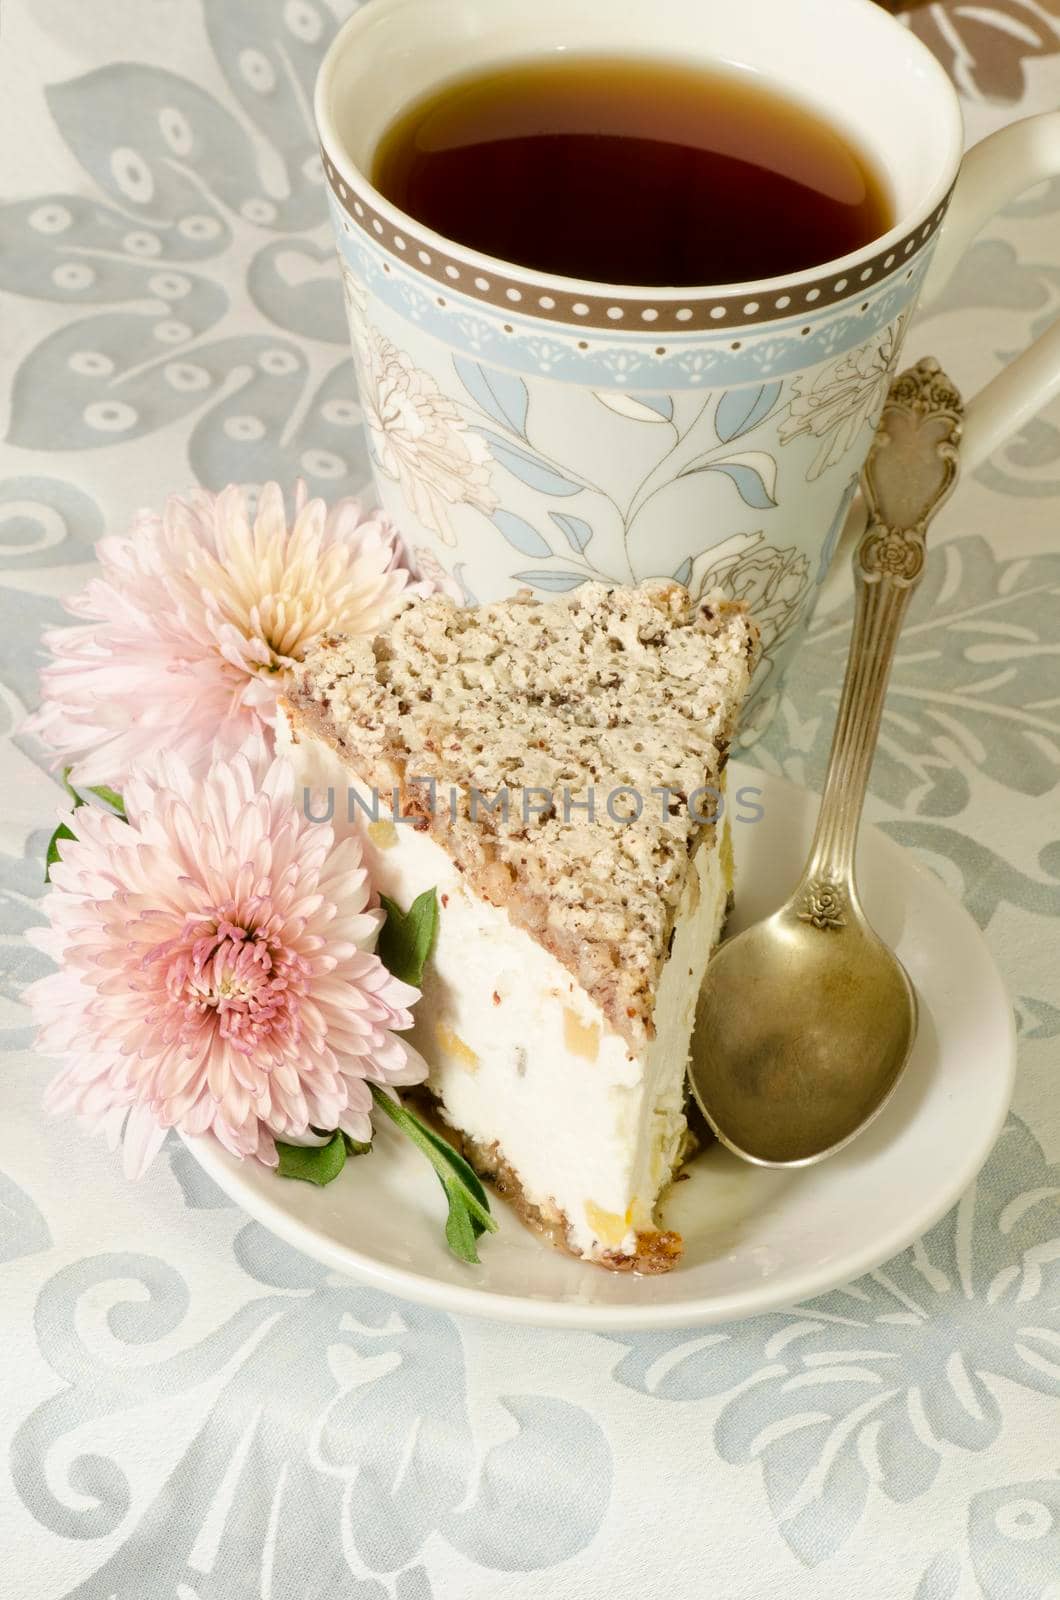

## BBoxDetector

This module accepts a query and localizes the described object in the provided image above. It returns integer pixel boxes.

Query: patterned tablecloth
[1,4,1058,1597]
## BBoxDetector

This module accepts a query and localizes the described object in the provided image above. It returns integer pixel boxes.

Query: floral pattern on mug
[347,308,498,546]
[779,317,906,479]
[334,281,914,718]
[686,530,813,678]
[412,544,476,604]
[339,260,369,321]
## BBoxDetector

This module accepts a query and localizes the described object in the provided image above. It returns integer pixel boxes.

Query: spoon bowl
[692,904,917,1166]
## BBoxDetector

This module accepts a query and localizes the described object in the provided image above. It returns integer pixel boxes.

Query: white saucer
[182,761,1016,1330]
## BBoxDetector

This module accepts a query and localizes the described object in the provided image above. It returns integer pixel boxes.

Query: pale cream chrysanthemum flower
[27,481,427,785]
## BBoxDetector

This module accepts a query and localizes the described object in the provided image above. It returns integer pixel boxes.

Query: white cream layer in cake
[278,713,732,1263]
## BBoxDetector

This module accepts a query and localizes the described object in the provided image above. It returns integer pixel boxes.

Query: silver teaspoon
[689,357,964,1167]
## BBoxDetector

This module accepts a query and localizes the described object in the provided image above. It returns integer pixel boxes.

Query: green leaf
[444,1187,480,1261]
[275,1131,347,1186]
[370,1085,496,1263]
[405,1113,493,1225]
[378,888,439,986]
[44,822,77,883]
[44,775,126,882]
[85,784,126,817]
[47,767,87,880]
[341,1131,373,1156]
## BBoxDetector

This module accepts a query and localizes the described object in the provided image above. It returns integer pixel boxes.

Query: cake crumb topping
[285,581,757,1047]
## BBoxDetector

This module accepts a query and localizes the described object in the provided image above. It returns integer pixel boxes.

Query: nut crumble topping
[285,581,757,1048]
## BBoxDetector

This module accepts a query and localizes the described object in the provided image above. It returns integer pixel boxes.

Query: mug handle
[920,110,1060,468]
[822,112,1060,600]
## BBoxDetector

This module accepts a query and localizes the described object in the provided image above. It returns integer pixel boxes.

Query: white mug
[315,0,1060,730]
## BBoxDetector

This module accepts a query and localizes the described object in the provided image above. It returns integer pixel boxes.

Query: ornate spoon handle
[800,359,964,917]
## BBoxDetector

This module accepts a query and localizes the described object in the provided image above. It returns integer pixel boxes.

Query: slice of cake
[281,582,758,1272]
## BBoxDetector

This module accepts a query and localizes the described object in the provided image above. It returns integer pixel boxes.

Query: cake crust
[285,581,758,1051]
[412,1089,687,1273]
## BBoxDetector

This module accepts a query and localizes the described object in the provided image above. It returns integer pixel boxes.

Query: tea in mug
[372,54,892,287]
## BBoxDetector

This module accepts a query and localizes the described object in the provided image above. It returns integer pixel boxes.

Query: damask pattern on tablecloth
[890,0,1060,103]
[2,3,1059,1598]
[603,1116,1060,1574]
[9,1215,611,1598]
[0,0,368,500]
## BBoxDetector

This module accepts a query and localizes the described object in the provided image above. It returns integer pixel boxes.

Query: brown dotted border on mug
[322,149,954,333]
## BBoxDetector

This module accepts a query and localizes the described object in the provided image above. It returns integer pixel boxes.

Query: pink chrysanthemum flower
[26,744,425,1178]
[27,481,426,787]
